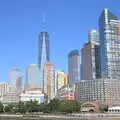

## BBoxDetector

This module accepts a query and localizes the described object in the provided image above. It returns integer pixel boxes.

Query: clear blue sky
[0,0,120,82]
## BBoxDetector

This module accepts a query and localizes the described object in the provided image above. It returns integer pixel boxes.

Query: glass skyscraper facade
[38,32,50,88]
[88,29,99,42]
[68,50,81,83]
[9,68,22,90]
[26,64,40,89]
[99,9,120,79]
[38,32,50,68]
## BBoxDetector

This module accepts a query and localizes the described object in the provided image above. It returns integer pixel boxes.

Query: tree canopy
[0,99,81,114]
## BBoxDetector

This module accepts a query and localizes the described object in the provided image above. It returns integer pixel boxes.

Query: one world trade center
[38,32,50,88]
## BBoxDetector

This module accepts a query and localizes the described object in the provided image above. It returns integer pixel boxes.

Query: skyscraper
[54,70,68,96]
[16,76,22,93]
[99,9,120,78]
[43,62,55,103]
[9,68,22,91]
[38,32,50,88]
[38,32,50,68]
[68,50,81,84]
[26,64,40,89]
[81,29,101,80]
[88,29,99,42]
[57,71,68,90]
[81,40,100,80]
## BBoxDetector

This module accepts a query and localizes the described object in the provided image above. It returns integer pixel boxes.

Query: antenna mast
[42,12,47,31]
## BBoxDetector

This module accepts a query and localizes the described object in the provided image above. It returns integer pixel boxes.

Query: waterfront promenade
[1,113,120,120]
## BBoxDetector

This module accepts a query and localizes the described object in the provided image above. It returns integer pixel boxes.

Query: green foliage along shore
[0,99,81,114]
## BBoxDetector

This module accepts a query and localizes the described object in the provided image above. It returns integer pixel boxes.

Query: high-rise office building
[68,50,81,84]
[16,77,22,89]
[57,71,68,90]
[54,70,58,96]
[88,29,99,42]
[26,64,40,89]
[38,32,50,88]
[38,32,50,68]
[9,68,22,91]
[0,83,10,97]
[54,70,68,96]
[43,62,55,103]
[99,9,120,79]
[16,76,22,93]
[81,30,101,80]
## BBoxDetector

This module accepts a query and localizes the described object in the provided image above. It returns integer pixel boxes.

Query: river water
[0,114,119,120]
[0,117,117,120]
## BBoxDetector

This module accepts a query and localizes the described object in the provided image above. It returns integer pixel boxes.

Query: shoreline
[1,113,120,120]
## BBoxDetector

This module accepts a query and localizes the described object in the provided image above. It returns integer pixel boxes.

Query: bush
[0,102,3,113]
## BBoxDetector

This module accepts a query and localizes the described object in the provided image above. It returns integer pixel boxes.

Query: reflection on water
[1,115,119,120]
[2,118,116,120]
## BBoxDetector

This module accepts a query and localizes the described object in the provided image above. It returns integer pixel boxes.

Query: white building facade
[20,88,44,104]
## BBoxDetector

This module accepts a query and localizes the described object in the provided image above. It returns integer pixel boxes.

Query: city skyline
[0,0,120,82]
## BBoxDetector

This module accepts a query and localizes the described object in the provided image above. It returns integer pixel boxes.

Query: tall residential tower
[81,29,101,80]
[43,62,55,103]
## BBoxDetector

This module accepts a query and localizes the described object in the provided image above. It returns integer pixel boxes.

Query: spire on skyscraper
[42,12,47,31]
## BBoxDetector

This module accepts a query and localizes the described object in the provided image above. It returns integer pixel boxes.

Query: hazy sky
[0,0,120,82]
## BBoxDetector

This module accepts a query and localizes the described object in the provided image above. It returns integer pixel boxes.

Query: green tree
[12,102,26,113]
[39,103,46,112]
[39,103,49,113]
[100,104,108,112]
[60,100,80,113]
[4,105,11,113]
[25,100,39,112]
[0,102,3,113]
[18,102,26,113]
[47,98,60,113]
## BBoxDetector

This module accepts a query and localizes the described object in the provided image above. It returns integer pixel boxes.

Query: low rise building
[75,79,120,106]
[20,88,44,104]
[0,83,10,97]
[0,82,19,103]
[57,84,76,100]
[2,92,19,103]
[108,106,120,113]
